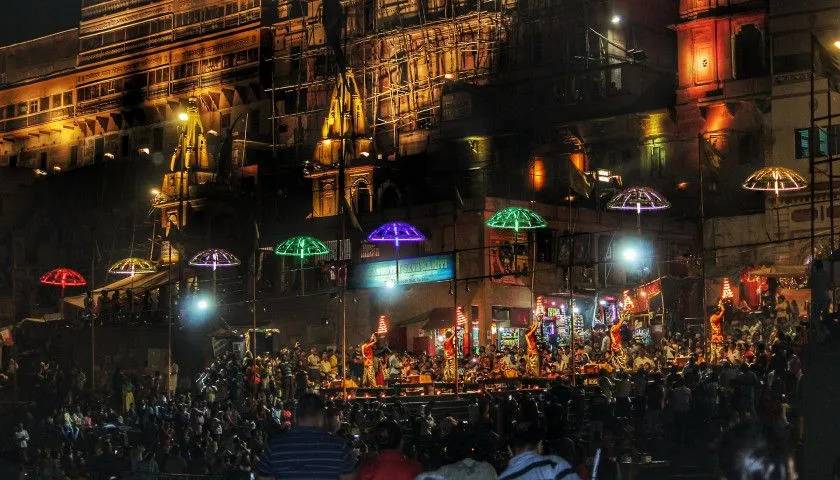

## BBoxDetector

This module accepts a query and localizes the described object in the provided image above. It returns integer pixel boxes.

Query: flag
[323,0,346,73]
[565,157,591,198]
[454,186,465,209]
[701,137,723,184]
[342,195,363,232]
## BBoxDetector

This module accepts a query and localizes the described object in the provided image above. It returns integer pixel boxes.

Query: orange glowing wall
[676,12,766,97]
[530,157,546,191]
[569,152,586,172]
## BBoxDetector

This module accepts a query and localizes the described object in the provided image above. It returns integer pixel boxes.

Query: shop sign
[354,254,454,288]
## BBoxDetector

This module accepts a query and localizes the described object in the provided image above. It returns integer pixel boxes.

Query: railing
[0,107,75,133]
[81,0,159,21]
[79,33,173,65]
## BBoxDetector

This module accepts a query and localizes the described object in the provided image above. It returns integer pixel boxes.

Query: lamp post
[273,236,331,297]
[485,206,546,389]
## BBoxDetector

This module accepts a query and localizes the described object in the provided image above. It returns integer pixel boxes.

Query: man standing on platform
[443,329,456,383]
[709,299,725,364]
[525,319,540,377]
[361,334,377,387]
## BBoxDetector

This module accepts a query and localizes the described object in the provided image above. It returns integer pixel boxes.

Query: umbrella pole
[395,242,400,285]
[300,256,305,296]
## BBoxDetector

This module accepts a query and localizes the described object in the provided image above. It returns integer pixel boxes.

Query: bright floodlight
[834,40,840,50]
[611,14,621,25]
[196,299,209,310]
[621,246,640,263]
[178,111,190,122]
[384,279,396,289]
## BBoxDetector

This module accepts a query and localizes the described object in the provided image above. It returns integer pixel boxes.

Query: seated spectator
[357,420,422,480]
[498,422,580,480]
[718,422,796,480]
[417,429,498,480]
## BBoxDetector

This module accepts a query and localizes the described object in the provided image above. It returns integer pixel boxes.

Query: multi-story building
[0,0,701,351]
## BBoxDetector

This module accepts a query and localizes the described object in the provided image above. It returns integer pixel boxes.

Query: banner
[489,229,528,285]
[354,254,454,289]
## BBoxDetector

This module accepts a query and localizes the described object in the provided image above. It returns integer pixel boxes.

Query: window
[649,143,664,177]
[153,127,164,152]
[64,92,73,106]
[795,128,829,159]
[29,100,39,114]
[40,97,50,111]
[120,135,130,157]
[734,24,765,79]
[52,94,62,108]
[738,133,757,164]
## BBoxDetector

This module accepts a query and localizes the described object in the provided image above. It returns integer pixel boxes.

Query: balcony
[0,107,75,134]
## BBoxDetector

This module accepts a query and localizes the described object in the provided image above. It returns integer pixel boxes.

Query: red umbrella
[40,267,87,303]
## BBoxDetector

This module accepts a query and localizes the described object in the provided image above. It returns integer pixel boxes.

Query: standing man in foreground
[256,393,357,480]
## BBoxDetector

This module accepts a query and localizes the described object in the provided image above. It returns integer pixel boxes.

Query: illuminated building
[0,0,701,349]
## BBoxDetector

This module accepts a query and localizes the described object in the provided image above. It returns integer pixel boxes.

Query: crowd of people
[0,308,808,480]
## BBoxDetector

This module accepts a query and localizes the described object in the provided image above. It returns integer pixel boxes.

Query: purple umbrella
[367,222,426,285]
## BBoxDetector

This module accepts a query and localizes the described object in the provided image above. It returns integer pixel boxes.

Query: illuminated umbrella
[743,166,807,242]
[485,206,547,233]
[742,166,806,195]
[189,248,241,299]
[108,257,157,276]
[40,267,87,317]
[367,221,426,285]
[367,221,426,246]
[607,186,670,230]
[274,236,330,295]
[189,249,241,270]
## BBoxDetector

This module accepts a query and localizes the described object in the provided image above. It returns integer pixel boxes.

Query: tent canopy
[63,270,178,308]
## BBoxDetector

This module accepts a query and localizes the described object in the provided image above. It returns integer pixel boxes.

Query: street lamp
[177,111,190,123]
[611,14,622,25]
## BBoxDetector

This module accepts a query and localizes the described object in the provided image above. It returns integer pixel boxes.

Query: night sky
[0,0,81,47]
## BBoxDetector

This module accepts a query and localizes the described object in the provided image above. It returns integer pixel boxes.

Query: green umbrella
[485,206,547,232]
[486,206,546,344]
[274,236,330,295]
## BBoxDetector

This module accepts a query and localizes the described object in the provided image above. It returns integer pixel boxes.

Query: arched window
[734,24,765,79]
[353,178,372,214]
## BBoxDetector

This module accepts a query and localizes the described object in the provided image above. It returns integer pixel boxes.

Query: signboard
[489,229,528,286]
[354,254,454,289]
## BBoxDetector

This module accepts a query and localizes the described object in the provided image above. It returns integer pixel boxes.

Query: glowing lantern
[721,277,734,299]
[742,166,806,196]
[377,315,389,335]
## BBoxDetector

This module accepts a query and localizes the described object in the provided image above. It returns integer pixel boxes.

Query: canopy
[63,270,177,308]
